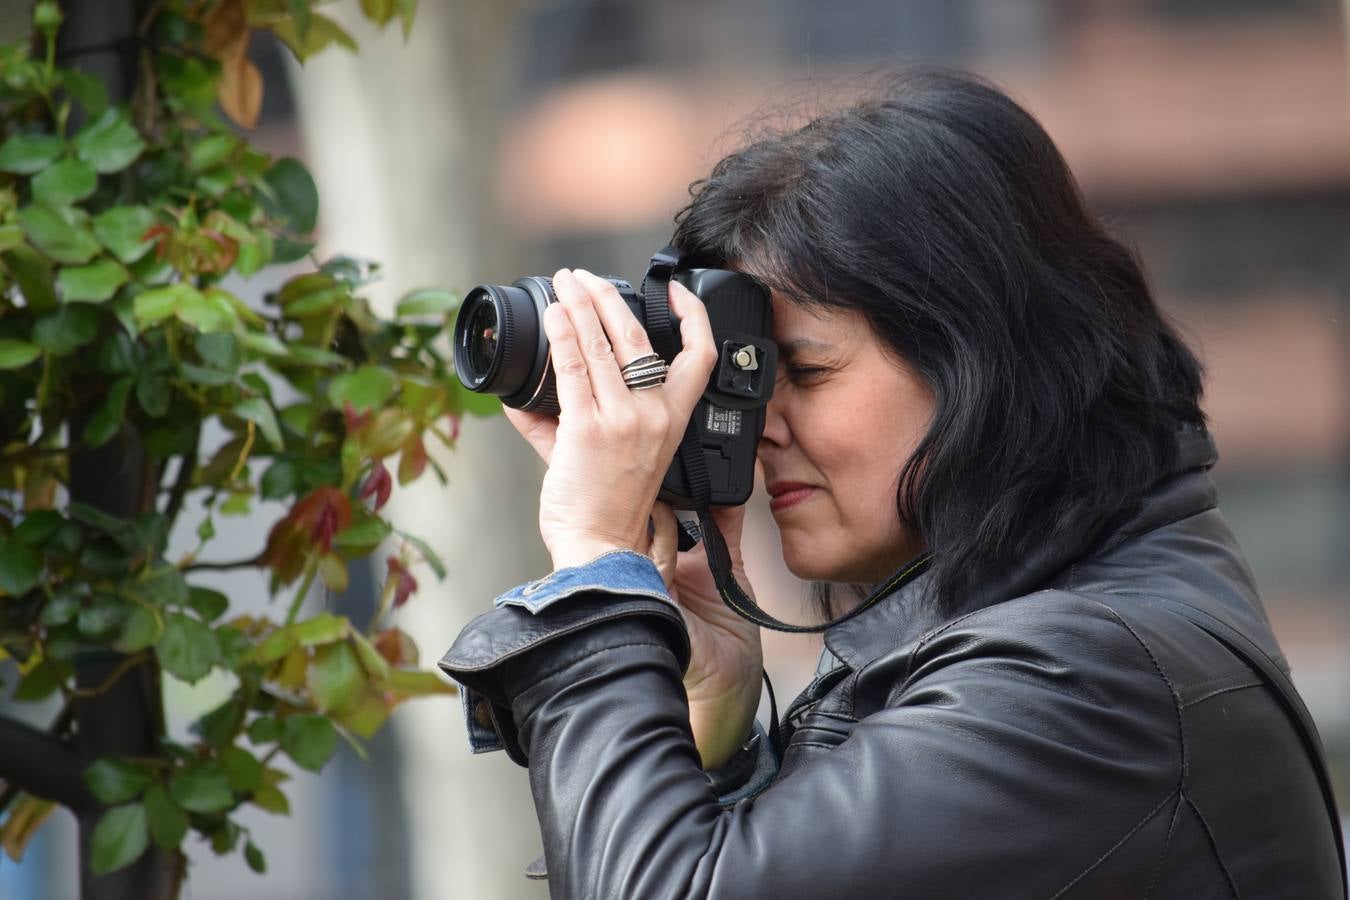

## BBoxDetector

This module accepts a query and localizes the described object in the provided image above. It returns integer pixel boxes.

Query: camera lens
[453,278,555,411]
[463,299,498,379]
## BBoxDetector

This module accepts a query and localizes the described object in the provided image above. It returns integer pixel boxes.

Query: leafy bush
[0,0,491,884]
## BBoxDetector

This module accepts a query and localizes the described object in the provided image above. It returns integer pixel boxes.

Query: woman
[439,69,1343,898]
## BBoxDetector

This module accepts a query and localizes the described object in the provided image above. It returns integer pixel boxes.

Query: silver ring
[621,353,668,391]
[620,353,663,375]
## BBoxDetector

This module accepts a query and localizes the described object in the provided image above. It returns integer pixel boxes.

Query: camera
[452,249,776,508]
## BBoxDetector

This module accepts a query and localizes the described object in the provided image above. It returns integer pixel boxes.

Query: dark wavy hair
[671,68,1205,620]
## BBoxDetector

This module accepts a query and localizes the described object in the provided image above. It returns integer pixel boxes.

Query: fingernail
[572,268,594,281]
[554,268,574,286]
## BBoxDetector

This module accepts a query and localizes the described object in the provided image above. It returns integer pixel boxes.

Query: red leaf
[359,461,392,511]
[385,555,418,609]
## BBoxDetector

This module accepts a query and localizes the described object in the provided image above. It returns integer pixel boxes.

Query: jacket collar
[823,427,1220,673]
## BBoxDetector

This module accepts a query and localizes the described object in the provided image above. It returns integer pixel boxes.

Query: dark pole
[56,1,179,897]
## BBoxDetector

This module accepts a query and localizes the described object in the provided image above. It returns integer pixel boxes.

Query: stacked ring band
[620,353,668,391]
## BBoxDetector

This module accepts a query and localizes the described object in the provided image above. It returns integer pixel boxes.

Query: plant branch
[0,711,93,810]
[70,651,151,700]
[162,424,201,528]
[181,551,264,572]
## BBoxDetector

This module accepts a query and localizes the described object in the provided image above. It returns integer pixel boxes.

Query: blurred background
[3,0,1347,896]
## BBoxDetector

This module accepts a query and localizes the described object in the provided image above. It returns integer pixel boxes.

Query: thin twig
[68,652,150,700]
[181,552,264,572]
[162,424,201,528]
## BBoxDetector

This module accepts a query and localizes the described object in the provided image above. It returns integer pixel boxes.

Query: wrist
[547,539,633,572]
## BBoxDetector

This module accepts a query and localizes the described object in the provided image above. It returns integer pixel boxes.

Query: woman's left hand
[503,268,718,572]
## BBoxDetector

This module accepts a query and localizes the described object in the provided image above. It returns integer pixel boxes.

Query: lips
[767,481,816,512]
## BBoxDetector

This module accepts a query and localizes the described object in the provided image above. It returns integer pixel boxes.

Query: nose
[759,385,790,450]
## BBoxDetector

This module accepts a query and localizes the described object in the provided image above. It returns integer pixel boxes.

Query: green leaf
[0,339,41,369]
[77,595,127,638]
[0,133,63,174]
[93,206,156,263]
[262,157,318,233]
[0,223,22,252]
[132,283,192,329]
[334,516,392,550]
[292,612,350,647]
[15,511,66,546]
[176,288,237,333]
[33,302,100,355]
[395,288,458,318]
[216,627,252,669]
[187,587,229,622]
[308,641,364,714]
[135,372,171,417]
[179,363,234,386]
[32,157,98,206]
[57,258,127,302]
[233,398,282,450]
[395,530,446,579]
[97,329,139,373]
[3,246,58,311]
[114,604,163,652]
[220,746,264,793]
[140,568,189,606]
[90,804,148,876]
[142,784,187,850]
[19,203,101,264]
[270,236,315,265]
[85,758,154,805]
[157,612,221,683]
[73,108,146,174]
[244,840,267,874]
[40,588,82,626]
[260,459,298,500]
[397,0,417,37]
[246,716,280,744]
[237,331,288,358]
[327,365,397,413]
[62,69,109,117]
[271,14,358,63]
[168,763,233,814]
[189,134,237,172]
[194,331,240,371]
[0,542,41,595]
[280,714,337,771]
[14,661,62,701]
[82,377,134,448]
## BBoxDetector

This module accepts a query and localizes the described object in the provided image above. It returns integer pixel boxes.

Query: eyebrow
[778,338,835,357]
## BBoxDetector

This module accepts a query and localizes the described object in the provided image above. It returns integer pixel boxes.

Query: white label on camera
[706,407,741,436]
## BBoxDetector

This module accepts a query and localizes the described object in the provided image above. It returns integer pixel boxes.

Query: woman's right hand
[647,502,764,771]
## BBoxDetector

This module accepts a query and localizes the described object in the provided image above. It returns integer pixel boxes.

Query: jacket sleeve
[440,587,1183,899]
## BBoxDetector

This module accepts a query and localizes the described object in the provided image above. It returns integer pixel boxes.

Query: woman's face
[756,294,935,584]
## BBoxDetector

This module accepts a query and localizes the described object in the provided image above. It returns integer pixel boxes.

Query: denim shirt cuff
[494,549,670,614]
[706,719,780,807]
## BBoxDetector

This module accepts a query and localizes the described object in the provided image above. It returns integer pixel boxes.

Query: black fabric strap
[1165,600,1347,899]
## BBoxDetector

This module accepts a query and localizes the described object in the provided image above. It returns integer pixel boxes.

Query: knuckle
[585,336,612,358]
[610,409,638,438]
[558,355,588,376]
[622,320,649,347]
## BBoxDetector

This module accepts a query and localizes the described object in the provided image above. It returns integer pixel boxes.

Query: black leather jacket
[440,430,1343,898]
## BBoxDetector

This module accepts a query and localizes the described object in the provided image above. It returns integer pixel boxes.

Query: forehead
[770,293,864,346]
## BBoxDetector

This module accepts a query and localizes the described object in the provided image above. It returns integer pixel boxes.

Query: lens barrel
[453,277,560,413]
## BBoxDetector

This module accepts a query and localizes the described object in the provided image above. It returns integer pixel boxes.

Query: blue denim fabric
[460,551,672,756]
[706,719,780,807]
[461,687,506,754]
[493,550,671,613]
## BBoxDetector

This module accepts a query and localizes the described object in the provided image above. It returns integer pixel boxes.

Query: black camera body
[453,256,776,509]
